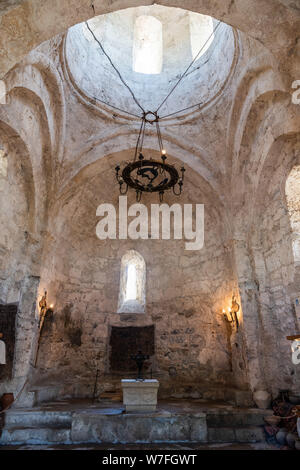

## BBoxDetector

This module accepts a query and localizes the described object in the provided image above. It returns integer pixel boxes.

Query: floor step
[206,409,272,427]
[4,410,72,427]
[208,426,265,443]
[99,391,122,402]
[0,425,71,445]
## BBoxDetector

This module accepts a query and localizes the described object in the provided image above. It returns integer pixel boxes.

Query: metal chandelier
[115,111,185,202]
[85,18,220,202]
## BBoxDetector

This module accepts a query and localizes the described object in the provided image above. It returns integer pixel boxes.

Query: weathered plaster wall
[247,144,300,397]
[0,145,30,303]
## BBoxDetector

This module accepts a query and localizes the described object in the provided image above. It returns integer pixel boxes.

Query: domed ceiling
[64,5,237,120]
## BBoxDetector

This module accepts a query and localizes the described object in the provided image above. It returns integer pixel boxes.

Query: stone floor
[7,397,268,413]
[0,399,281,448]
[0,442,282,450]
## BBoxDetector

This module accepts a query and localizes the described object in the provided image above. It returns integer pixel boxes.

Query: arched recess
[286,165,300,266]
[5,52,66,167]
[246,133,300,396]
[0,119,36,300]
[58,129,224,206]
[0,85,54,391]
[0,86,53,236]
[55,145,230,240]
[0,118,40,391]
[0,120,35,234]
[34,148,244,395]
[232,91,298,237]
[228,91,300,393]
[226,62,285,177]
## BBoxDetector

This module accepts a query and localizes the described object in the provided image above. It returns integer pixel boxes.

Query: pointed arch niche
[286,165,300,265]
[118,250,146,313]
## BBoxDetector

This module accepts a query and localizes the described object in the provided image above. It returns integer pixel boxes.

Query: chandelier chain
[155,20,221,114]
[85,21,145,114]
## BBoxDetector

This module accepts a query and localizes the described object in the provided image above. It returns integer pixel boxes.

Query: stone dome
[65,5,237,120]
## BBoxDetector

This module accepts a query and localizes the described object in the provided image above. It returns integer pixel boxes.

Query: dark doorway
[109,325,155,372]
[0,304,17,380]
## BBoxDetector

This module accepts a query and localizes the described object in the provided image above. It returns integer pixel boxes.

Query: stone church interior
[0,0,299,451]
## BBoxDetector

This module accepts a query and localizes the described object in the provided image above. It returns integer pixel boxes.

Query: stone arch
[234,133,300,395]
[232,91,297,238]
[0,119,35,234]
[5,52,67,165]
[1,86,53,236]
[226,63,285,176]
[285,165,300,265]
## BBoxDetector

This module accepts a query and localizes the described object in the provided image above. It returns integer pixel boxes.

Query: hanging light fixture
[115,111,185,202]
[85,18,220,202]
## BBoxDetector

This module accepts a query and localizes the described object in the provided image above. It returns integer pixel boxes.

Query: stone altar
[122,379,159,412]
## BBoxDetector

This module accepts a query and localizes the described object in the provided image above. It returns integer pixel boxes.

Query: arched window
[125,264,137,301]
[0,80,6,104]
[132,16,163,74]
[0,147,7,178]
[286,165,300,263]
[189,13,214,61]
[118,250,146,313]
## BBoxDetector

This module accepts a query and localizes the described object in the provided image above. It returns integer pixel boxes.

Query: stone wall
[249,153,300,396]
[0,3,299,404]
[34,156,242,399]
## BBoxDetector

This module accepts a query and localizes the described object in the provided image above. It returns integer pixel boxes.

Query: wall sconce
[34,291,54,368]
[38,291,54,330]
[286,334,300,365]
[223,296,240,330]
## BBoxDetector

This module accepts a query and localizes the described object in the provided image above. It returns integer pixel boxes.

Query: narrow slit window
[0,80,6,104]
[286,165,300,263]
[118,250,146,313]
[189,13,214,61]
[133,15,163,74]
[125,264,137,301]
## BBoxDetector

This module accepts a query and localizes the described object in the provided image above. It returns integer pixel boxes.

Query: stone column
[14,275,40,380]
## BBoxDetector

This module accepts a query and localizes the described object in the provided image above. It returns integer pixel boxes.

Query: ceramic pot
[253,390,271,409]
[276,429,288,445]
[264,415,281,426]
[289,395,300,405]
[286,432,297,448]
[0,393,14,410]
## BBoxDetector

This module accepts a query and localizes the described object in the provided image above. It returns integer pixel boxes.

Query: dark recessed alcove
[0,303,17,380]
[109,325,155,372]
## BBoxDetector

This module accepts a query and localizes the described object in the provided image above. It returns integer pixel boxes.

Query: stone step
[30,386,63,405]
[0,425,71,445]
[4,409,72,427]
[208,425,265,443]
[206,409,272,427]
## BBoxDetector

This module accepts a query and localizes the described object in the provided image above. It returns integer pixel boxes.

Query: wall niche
[0,304,17,380]
[109,325,155,373]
